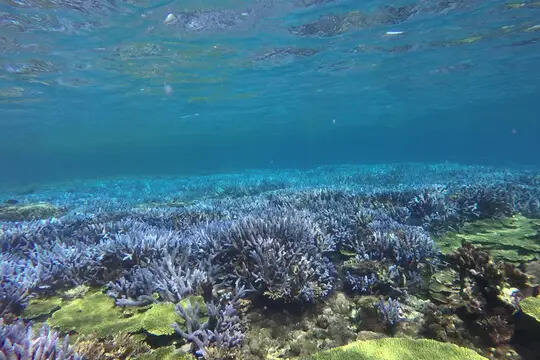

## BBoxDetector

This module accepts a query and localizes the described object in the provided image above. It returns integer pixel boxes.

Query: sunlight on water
[1,0,539,182]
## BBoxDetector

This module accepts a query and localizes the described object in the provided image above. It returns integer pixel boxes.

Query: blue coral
[376,297,405,328]
[173,283,248,356]
[0,255,38,316]
[0,319,82,360]
[195,213,336,303]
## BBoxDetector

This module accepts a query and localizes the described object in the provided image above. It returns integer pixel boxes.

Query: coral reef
[0,164,538,359]
[196,213,335,303]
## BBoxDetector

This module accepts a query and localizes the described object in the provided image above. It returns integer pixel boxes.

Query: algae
[519,296,540,323]
[306,338,487,360]
[436,215,540,263]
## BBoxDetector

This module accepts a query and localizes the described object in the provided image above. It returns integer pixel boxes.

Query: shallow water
[1,0,540,183]
[1,1,540,360]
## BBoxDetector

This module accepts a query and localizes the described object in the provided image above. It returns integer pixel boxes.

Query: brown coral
[75,333,150,360]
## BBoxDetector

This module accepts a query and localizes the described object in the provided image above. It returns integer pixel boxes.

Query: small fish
[4,199,18,204]
[164,84,173,95]
[385,31,404,36]
[164,13,177,25]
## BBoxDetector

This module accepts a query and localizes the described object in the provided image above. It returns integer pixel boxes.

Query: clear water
[1,0,539,184]
[1,3,540,359]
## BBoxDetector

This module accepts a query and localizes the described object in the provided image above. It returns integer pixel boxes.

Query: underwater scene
[1,1,540,360]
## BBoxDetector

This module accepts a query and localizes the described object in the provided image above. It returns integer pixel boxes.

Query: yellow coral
[307,338,487,360]
[519,296,540,323]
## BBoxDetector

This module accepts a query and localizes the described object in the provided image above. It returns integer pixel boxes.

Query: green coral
[139,303,181,336]
[306,338,487,360]
[519,296,540,323]
[0,202,62,221]
[23,296,63,319]
[436,215,540,263]
[47,290,188,337]
[48,291,141,336]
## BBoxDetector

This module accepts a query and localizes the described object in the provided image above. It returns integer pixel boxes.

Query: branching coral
[408,186,459,231]
[196,213,335,303]
[343,214,438,295]
[0,319,82,360]
[0,255,38,316]
[174,283,248,357]
[375,298,405,330]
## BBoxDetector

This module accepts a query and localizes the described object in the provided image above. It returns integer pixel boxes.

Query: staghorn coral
[375,298,405,332]
[408,186,459,231]
[196,212,335,303]
[107,247,213,306]
[106,267,157,307]
[101,223,185,268]
[343,216,437,296]
[0,319,82,360]
[174,283,247,357]
[0,255,38,316]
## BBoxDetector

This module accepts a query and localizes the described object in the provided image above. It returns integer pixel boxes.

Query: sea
[0,1,539,360]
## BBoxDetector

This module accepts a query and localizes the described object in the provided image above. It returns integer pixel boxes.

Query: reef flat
[1,163,539,360]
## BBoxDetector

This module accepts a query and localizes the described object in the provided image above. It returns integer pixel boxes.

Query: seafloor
[1,163,539,360]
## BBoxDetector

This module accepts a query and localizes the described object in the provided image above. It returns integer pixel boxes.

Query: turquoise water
[1,0,539,183]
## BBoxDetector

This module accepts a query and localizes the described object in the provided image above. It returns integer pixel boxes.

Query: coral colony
[1,164,539,359]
